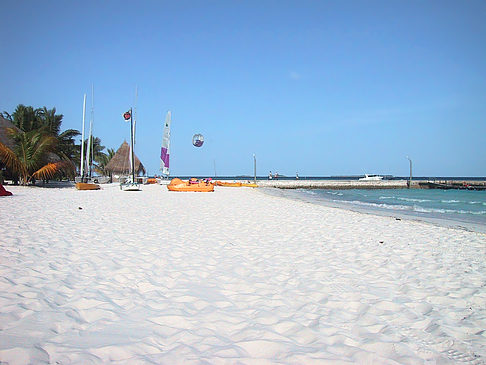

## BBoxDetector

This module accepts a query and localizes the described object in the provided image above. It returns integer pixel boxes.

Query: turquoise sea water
[275,188,486,232]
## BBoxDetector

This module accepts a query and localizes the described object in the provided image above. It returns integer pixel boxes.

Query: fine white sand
[1,183,485,364]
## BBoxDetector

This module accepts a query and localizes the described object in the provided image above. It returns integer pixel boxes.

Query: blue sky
[1,0,485,177]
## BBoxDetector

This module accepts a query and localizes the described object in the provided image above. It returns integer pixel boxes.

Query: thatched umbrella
[105,141,146,177]
[0,116,21,150]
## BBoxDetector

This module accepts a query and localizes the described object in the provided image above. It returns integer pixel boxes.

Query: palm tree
[74,136,108,176]
[37,106,63,135]
[3,105,80,180]
[0,128,72,185]
[96,147,115,175]
[58,129,81,163]
[9,105,42,132]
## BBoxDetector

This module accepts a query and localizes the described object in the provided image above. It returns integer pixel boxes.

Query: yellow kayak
[75,182,100,190]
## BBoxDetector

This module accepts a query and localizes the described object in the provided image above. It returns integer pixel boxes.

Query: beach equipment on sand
[167,178,214,192]
[215,181,258,188]
[76,91,100,191]
[160,111,171,177]
[241,182,258,187]
[216,181,242,187]
[0,183,12,196]
[192,134,204,147]
[74,182,100,190]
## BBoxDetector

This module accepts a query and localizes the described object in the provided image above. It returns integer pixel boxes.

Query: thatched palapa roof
[105,141,146,176]
[0,115,21,150]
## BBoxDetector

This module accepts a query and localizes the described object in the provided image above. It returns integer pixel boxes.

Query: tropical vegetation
[0,104,110,185]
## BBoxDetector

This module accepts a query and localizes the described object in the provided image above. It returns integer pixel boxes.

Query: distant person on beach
[269,171,273,180]
[296,172,299,180]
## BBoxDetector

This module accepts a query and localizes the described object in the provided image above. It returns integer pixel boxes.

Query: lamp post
[406,156,412,188]
[253,154,257,184]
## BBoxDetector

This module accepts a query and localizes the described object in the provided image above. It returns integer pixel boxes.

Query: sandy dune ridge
[0,183,485,364]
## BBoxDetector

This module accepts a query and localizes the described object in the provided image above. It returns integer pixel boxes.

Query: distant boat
[160,111,171,177]
[359,174,384,181]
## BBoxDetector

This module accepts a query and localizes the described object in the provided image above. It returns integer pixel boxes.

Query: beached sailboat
[160,111,171,178]
[76,92,100,190]
[120,108,141,191]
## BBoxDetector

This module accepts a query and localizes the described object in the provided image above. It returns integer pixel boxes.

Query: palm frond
[32,161,71,180]
[0,141,24,176]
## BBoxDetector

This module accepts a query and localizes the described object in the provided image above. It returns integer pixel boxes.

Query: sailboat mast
[134,86,138,148]
[86,85,94,179]
[80,94,87,181]
[130,107,135,183]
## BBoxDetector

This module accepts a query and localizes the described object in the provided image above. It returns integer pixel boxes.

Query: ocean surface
[266,188,486,233]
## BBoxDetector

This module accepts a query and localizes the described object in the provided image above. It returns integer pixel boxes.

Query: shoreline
[259,187,486,234]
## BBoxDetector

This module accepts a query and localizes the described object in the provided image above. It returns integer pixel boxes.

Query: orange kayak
[167,178,214,192]
[215,181,258,187]
[145,178,158,184]
[215,181,242,187]
[75,182,100,190]
[241,183,258,187]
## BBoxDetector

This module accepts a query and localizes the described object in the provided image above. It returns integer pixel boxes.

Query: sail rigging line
[86,84,94,179]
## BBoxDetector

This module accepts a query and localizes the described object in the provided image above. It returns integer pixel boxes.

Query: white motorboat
[359,174,384,181]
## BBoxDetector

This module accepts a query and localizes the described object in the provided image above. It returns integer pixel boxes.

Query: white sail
[160,111,171,176]
[80,94,87,180]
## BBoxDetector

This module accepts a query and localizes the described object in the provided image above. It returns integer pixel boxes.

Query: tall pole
[86,85,94,179]
[80,94,87,182]
[253,154,256,184]
[406,156,412,188]
[134,86,138,147]
[130,108,135,183]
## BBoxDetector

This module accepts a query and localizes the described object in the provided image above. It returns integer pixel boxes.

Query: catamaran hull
[120,182,141,191]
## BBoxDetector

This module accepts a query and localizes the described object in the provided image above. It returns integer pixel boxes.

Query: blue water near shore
[274,188,486,232]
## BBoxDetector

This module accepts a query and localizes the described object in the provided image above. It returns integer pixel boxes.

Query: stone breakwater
[255,179,411,189]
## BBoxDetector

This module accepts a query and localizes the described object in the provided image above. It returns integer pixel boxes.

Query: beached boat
[167,178,214,192]
[75,182,100,190]
[359,174,384,181]
[76,92,100,191]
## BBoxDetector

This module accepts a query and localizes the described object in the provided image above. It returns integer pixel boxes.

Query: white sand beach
[1,183,485,364]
